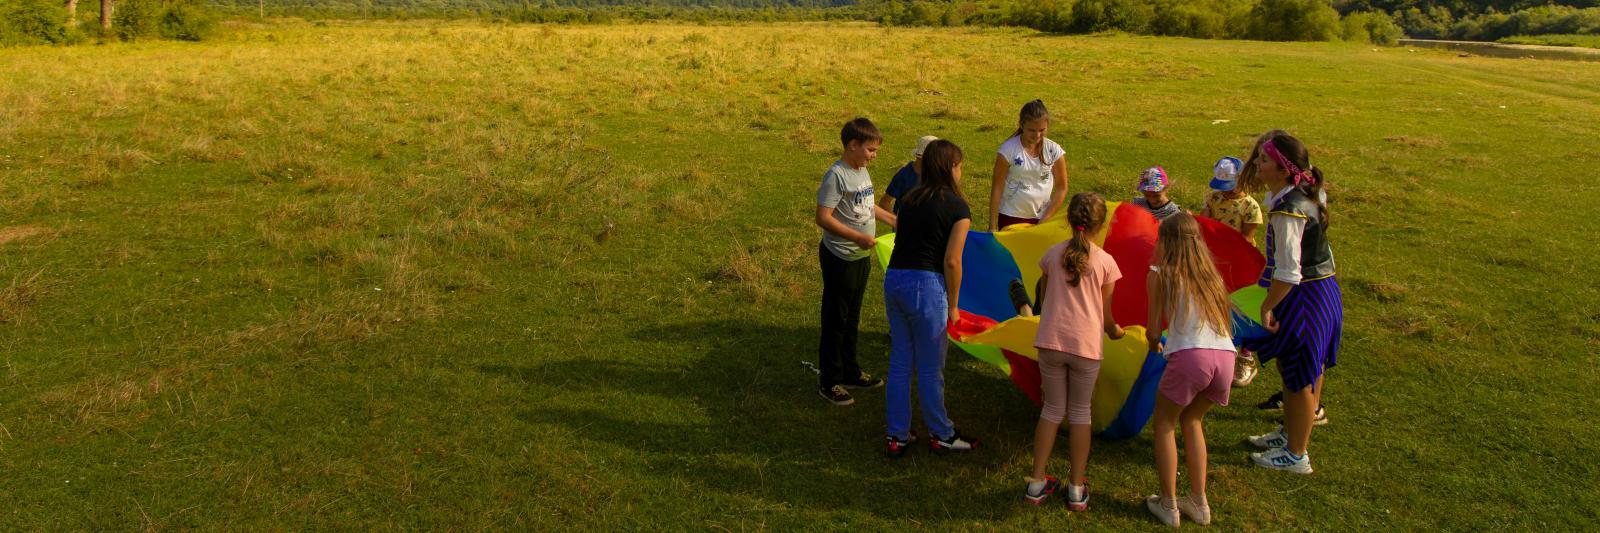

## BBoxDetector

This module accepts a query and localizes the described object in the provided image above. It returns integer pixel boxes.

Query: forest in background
[4,0,1600,51]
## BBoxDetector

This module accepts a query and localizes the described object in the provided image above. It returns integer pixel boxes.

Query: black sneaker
[820,385,854,406]
[1008,278,1033,315]
[930,430,979,453]
[841,373,883,390]
[885,430,918,458]
[1274,405,1328,426]
[1256,391,1284,411]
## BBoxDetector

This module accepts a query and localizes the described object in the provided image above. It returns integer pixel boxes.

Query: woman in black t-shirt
[882,140,979,457]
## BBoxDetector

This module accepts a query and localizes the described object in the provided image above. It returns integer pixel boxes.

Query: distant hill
[208,0,860,14]
[208,0,1600,18]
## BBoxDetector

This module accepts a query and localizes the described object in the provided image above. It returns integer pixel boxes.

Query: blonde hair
[1059,192,1107,287]
[1152,213,1232,336]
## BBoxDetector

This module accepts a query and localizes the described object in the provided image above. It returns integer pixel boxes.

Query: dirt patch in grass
[0,225,49,245]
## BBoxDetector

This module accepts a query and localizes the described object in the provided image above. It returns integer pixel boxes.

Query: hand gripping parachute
[874,201,1268,439]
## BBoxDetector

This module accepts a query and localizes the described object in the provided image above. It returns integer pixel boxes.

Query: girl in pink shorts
[1141,213,1238,527]
[1023,192,1125,510]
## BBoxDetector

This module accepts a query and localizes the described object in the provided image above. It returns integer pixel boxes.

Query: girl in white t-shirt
[1141,212,1237,527]
[988,99,1069,231]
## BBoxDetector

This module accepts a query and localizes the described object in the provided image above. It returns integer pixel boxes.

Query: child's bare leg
[1030,418,1060,480]
[1284,383,1316,456]
[1068,423,1091,487]
[1151,396,1183,500]
[1180,398,1215,499]
[1312,373,1324,413]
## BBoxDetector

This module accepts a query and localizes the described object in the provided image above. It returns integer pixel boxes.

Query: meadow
[1,20,1597,530]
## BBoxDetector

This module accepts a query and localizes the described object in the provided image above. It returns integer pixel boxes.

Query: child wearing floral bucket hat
[1131,166,1182,221]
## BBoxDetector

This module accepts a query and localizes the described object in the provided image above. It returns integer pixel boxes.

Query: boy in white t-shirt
[814,118,898,406]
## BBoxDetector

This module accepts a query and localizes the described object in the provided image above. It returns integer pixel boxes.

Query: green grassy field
[2,20,1598,530]
[1500,34,1600,50]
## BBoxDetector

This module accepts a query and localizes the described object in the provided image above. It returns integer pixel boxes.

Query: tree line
[5,0,1599,46]
[2,0,214,44]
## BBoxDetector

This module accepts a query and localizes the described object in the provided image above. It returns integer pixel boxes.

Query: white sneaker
[1146,495,1180,527]
[1247,427,1288,449]
[1251,447,1313,474]
[1178,494,1212,525]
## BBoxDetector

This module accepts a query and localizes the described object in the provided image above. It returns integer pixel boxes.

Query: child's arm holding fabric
[943,218,970,325]
[1102,281,1125,340]
[1144,269,1164,352]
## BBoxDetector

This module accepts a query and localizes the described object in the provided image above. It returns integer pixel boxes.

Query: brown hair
[1152,213,1233,336]
[1010,99,1050,143]
[1264,132,1330,228]
[1059,191,1107,287]
[902,140,965,207]
[840,117,881,148]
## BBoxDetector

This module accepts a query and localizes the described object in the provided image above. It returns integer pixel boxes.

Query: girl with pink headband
[1242,131,1343,475]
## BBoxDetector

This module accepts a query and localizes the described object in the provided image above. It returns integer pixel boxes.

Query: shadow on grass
[481,318,1189,524]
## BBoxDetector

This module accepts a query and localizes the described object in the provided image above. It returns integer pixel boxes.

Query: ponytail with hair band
[1059,192,1106,287]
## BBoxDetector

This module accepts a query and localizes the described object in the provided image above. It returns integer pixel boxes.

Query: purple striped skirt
[1244,276,1343,392]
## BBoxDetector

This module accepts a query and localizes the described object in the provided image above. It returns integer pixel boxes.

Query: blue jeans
[884,269,954,441]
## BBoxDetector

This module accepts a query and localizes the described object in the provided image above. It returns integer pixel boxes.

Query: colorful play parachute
[874,201,1267,439]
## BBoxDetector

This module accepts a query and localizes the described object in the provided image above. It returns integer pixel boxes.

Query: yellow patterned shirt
[1205,191,1263,238]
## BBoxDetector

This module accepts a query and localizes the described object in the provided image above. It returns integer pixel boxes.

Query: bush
[1395,6,1452,40]
[1070,0,1154,34]
[1150,0,1228,39]
[160,1,215,41]
[1340,10,1401,45]
[112,0,161,41]
[1,0,71,45]
[1006,0,1072,33]
[1245,0,1340,42]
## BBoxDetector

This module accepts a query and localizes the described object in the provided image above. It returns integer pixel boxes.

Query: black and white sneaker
[1275,405,1329,426]
[1255,391,1284,411]
[885,430,918,458]
[841,373,883,390]
[820,385,854,406]
[930,430,979,453]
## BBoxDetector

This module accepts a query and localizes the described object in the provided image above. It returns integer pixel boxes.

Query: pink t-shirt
[1034,241,1122,359]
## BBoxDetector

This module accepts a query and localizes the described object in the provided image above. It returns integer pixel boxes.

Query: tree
[99,0,111,32]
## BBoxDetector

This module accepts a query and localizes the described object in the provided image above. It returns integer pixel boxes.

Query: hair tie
[1073,225,1086,232]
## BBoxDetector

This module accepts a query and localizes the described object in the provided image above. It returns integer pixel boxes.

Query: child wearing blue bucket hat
[1202,157,1262,243]
[1201,156,1265,388]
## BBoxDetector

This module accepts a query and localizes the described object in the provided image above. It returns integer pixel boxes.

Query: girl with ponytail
[989,99,1070,231]
[1242,131,1343,475]
[1022,192,1124,510]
